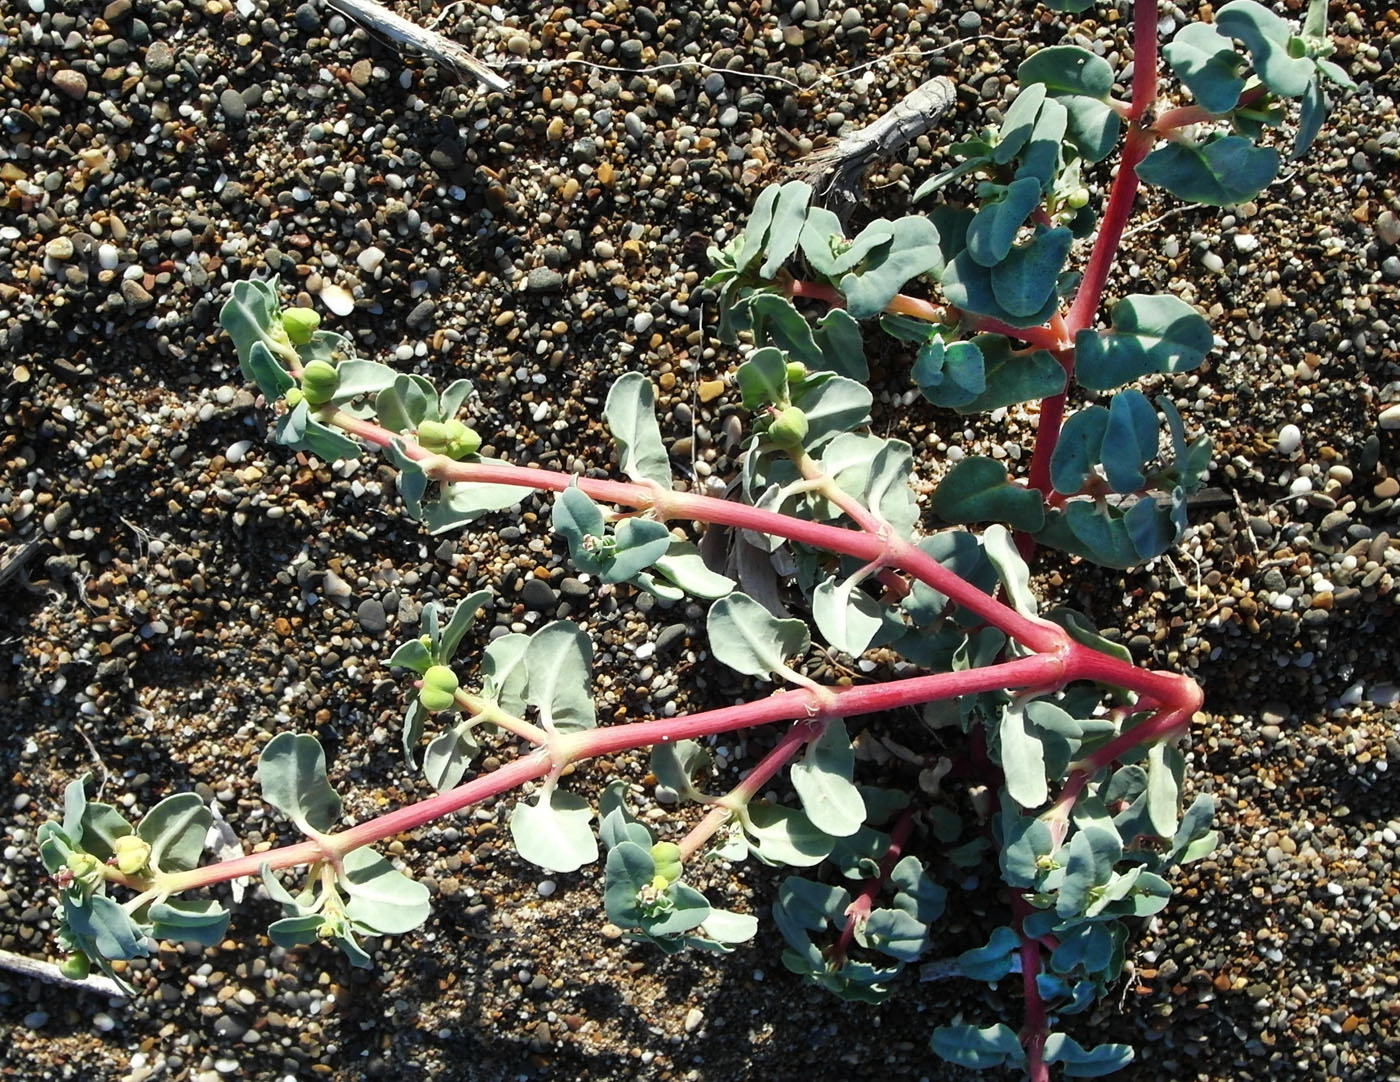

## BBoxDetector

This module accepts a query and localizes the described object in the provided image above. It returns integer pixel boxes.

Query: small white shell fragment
[319,283,354,316]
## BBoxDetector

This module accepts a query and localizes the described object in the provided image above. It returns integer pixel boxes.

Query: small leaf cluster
[37,777,228,989]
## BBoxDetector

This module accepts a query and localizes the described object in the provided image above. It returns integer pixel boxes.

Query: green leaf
[375,375,437,434]
[423,475,524,533]
[1001,812,1058,888]
[941,249,1061,328]
[890,855,946,923]
[812,575,899,657]
[1101,389,1160,493]
[422,725,480,792]
[267,914,325,949]
[437,589,492,664]
[799,207,894,277]
[1056,94,1122,163]
[958,926,1022,984]
[149,899,230,947]
[930,457,1045,533]
[607,518,673,583]
[930,1023,1027,1071]
[990,226,1072,319]
[789,375,873,449]
[810,308,869,381]
[1293,76,1326,160]
[605,373,672,489]
[967,178,1044,268]
[246,342,296,401]
[913,337,985,409]
[1075,294,1213,391]
[220,278,292,381]
[733,183,782,273]
[1015,97,1068,188]
[481,633,530,716]
[257,733,342,835]
[1057,825,1122,918]
[1145,742,1181,837]
[840,215,951,318]
[743,804,834,866]
[958,335,1065,414]
[698,908,759,946]
[78,803,135,863]
[650,740,713,802]
[603,840,658,927]
[856,907,929,963]
[758,181,814,279]
[1164,22,1247,113]
[524,621,595,734]
[509,788,598,873]
[999,698,1049,808]
[64,893,149,962]
[1019,46,1115,98]
[137,794,210,874]
[789,720,865,837]
[328,360,398,402]
[387,638,433,674]
[706,593,810,682]
[1135,136,1280,206]
[650,542,736,599]
[1044,1034,1135,1078]
[736,347,790,410]
[995,82,1048,164]
[1216,0,1315,98]
[903,531,997,624]
[341,847,431,935]
[1052,406,1110,495]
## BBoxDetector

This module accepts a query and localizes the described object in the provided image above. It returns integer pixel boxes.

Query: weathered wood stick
[325,0,510,94]
[0,948,126,998]
[790,75,957,225]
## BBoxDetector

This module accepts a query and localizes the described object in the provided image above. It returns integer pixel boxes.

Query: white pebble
[536,879,556,897]
[92,1012,116,1032]
[1234,233,1259,253]
[632,312,654,334]
[98,243,119,270]
[226,440,252,463]
[1380,404,1400,431]
[1201,251,1224,273]
[634,641,655,660]
[1275,423,1301,455]
[1269,593,1294,612]
[319,283,354,316]
[356,246,385,272]
[1288,476,1312,496]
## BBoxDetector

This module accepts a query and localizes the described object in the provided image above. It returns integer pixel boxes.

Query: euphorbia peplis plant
[32,1,1347,1077]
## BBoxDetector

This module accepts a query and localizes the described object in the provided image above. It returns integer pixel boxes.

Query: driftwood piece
[325,0,510,93]
[0,948,126,998]
[789,75,957,225]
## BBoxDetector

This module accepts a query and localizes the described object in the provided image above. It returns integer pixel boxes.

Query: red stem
[1013,893,1051,1082]
[830,807,915,965]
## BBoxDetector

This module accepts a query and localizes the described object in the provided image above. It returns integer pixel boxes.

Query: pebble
[525,267,564,293]
[50,69,88,99]
[219,88,247,124]
[521,577,556,611]
[44,236,74,261]
[320,283,354,316]
[1275,424,1301,454]
[357,598,388,633]
[1379,404,1400,430]
[145,40,175,75]
[357,246,386,272]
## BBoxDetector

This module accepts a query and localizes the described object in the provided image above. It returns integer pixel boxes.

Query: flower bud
[280,307,321,345]
[416,420,453,452]
[419,665,460,713]
[649,841,683,884]
[284,388,305,408]
[300,360,339,406]
[417,419,482,459]
[785,361,807,383]
[767,405,809,450]
[65,852,103,891]
[112,834,152,876]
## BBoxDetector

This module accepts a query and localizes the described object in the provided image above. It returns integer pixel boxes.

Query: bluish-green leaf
[650,541,736,599]
[138,794,210,874]
[734,183,782,273]
[246,342,296,401]
[941,250,1061,328]
[1057,94,1122,163]
[328,360,397,402]
[1044,1033,1135,1077]
[1164,22,1248,113]
[890,854,946,923]
[481,633,530,716]
[930,1023,1027,1070]
[1015,97,1068,188]
[995,82,1048,164]
[736,347,790,409]
[78,803,134,863]
[1216,0,1315,98]
[799,206,894,277]
[999,699,1049,808]
[603,840,657,927]
[856,907,929,963]
[1102,389,1159,493]
[422,725,480,792]
[959,926,1023,984]
[149,899,230,947]
[1135,136,1280,207]
[424,477,524,533]
[840,215,949,318]
[267,914,325,949]
[64,893,149,962]
[958,335,1065,414]
[707,593,811,681]
[650,740,712,802]
[913,337,985,409]
[341,847,431,935]
[607,518,673,583]
[387,638,433,674]
[1001,811,1058,888]
[790,720,865,837]
[257,733,342,835]
[990,226,1072,319]
[510,788,598,873]
[744,804,834,866]
[1052,406,1110,495]
[1293,76,1326,160]
[523,621,595,734]
[758,181,814,278]
[1075,294,1213,391]
[967,178,1043,267]
[605,372,672,489]
[930,457,1045,533]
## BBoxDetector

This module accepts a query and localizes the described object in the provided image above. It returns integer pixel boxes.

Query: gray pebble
[406,299,436,330]
[219,88,247,124]
[521,577,557,611]
[145,40,175,75]
[357,598,388,634]
[526,267,564,293]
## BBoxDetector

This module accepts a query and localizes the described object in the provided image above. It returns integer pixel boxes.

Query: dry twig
[325,0,510,93]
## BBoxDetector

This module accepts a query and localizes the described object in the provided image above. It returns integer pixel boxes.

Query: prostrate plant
[32,1,1347,1078]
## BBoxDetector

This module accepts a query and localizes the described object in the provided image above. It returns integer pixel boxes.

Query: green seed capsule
[284,388,305,408]
[767,405,809,450]
[416,420,453,452]
[1065,187,1091,210]
[649,841,683,884]
[447,423,482,458]
[280,307,321,345]
[419,664,460,713]
[112,834,152,876]
[300,360,339,406]
[59,953,91,980]
[785,361,807,383]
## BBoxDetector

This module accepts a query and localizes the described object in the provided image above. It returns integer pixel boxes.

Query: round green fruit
[59,953,91,980]
[280,307,321,345]
[1065,187,1091,210]
[785,361,807,383]
[768,405,809,450]
[300,360,339,406]
[419,665,460,712]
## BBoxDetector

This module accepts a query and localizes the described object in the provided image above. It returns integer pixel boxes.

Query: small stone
[1379,404,1400,431]
[957,10,981,30]
[1376,210,1400,247]
[320,283,354,316]
[357,598,387,634]
[684,1007,704,1033]
[521,577,556,611]
[698,379,725,403]
[525,267,564,293]
[98,243,119,270]
[294,2,319,31]
[1374,477,1399,500]
[350,59,372,88]
[219,88,247,124]
[356,246,385,272]
[44,236,74,261]
[322,570,351,599]
[120,279,153,308]
[1275,424,1301,454]
[145,40,175,75]
[406,299,435,329]
[50,70,88,99]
